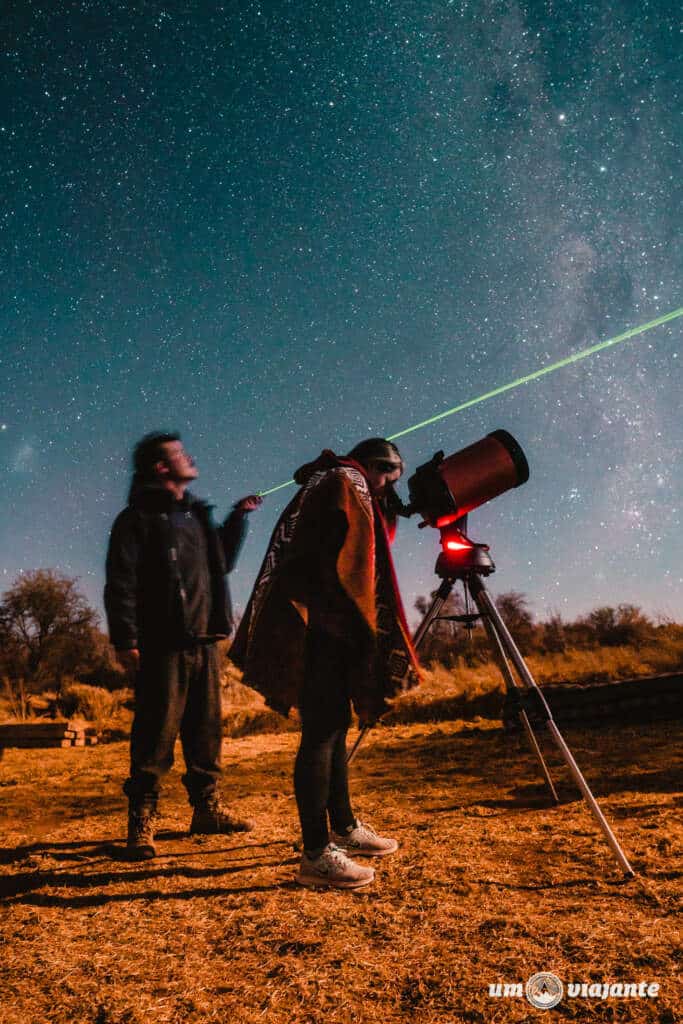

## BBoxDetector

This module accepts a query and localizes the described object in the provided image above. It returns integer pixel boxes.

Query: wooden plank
[0,724,72,738]
[0,721,92,740]
[0,738,74,748]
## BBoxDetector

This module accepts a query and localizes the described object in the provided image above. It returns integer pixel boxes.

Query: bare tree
[0,570,100,713]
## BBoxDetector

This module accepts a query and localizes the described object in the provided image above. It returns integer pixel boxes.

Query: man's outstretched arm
[220,494,262,571]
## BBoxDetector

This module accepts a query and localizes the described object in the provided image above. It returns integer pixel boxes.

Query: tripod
[348,531,635,878]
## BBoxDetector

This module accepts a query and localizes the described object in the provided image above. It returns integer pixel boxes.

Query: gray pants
[123,644,222,805]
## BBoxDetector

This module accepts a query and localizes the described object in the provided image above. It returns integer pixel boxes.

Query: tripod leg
[346,725,371,766]
[412,578,455,649]
[544,719,636,876]
[468,575,635,877]
[478,606,559,803]
[518,710,559,804]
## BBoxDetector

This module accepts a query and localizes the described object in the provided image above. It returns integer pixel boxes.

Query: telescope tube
[438,429,529,519]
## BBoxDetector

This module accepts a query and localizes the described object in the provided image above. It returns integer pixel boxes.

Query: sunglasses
[369,459,402,474]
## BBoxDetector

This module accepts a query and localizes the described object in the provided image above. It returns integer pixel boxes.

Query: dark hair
[133,432,180,479]
[346,437,403,472]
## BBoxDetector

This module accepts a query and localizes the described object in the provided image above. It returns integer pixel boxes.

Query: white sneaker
[296,843,375,889]
[331,819,399,857]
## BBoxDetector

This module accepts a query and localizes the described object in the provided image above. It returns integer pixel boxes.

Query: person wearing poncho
[230,439,420,889]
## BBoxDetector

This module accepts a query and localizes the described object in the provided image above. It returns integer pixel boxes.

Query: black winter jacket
[104,485,248,651]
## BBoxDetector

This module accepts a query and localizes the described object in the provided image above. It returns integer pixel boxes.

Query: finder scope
[405,429,529,528]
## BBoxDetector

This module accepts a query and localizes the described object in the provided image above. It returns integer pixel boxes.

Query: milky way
[1,2,680,626]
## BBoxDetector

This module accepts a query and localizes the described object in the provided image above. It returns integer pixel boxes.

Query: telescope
[398,429,530,576]
[404,428,530,528]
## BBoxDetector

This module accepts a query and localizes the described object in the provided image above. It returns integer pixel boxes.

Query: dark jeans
[123,644,222,806]
[294,629,357,853]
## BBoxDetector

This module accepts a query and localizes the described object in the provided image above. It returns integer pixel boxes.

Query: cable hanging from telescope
[258,306,683,497]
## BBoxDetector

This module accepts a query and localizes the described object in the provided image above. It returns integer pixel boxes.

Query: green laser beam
[258,306,683,497]
[387,306,682,441]
[258,478,299,497]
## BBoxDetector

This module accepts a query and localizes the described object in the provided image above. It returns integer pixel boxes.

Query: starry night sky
[2,1,681,629]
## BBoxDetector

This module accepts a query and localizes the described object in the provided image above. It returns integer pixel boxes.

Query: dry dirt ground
[1,717,681,1024]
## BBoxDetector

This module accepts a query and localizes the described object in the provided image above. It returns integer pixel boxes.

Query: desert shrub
[222,707,298,738]
[219,660,296,737]
[494,591,537,653]
[221,660,265,709]
[1,673,31,720]
[577,604,656,647]
[633,634,683,675]
[540,614,567,653]
[59,681,122,732]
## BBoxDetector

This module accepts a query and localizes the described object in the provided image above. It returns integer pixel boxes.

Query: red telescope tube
[406,429,529,528]
[438,429,529,521]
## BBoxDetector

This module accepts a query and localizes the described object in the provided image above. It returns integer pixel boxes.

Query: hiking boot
[189,794,255,835]
[296,843,375,889]
[331,819,399,857]
[126,798,157,860]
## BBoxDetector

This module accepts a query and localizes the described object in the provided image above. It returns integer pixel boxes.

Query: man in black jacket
[105,432,261,859]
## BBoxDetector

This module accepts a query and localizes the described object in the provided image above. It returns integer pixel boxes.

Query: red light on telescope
[445,538,473,551]
[440,528,474,554]
[436,525,494,578]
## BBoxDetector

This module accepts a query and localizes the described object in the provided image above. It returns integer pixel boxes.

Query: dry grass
[221,644,683,737]
[527,640,683,685]
[1,715,681,1023]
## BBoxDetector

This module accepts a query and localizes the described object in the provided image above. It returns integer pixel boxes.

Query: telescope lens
[488,429,529,485]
